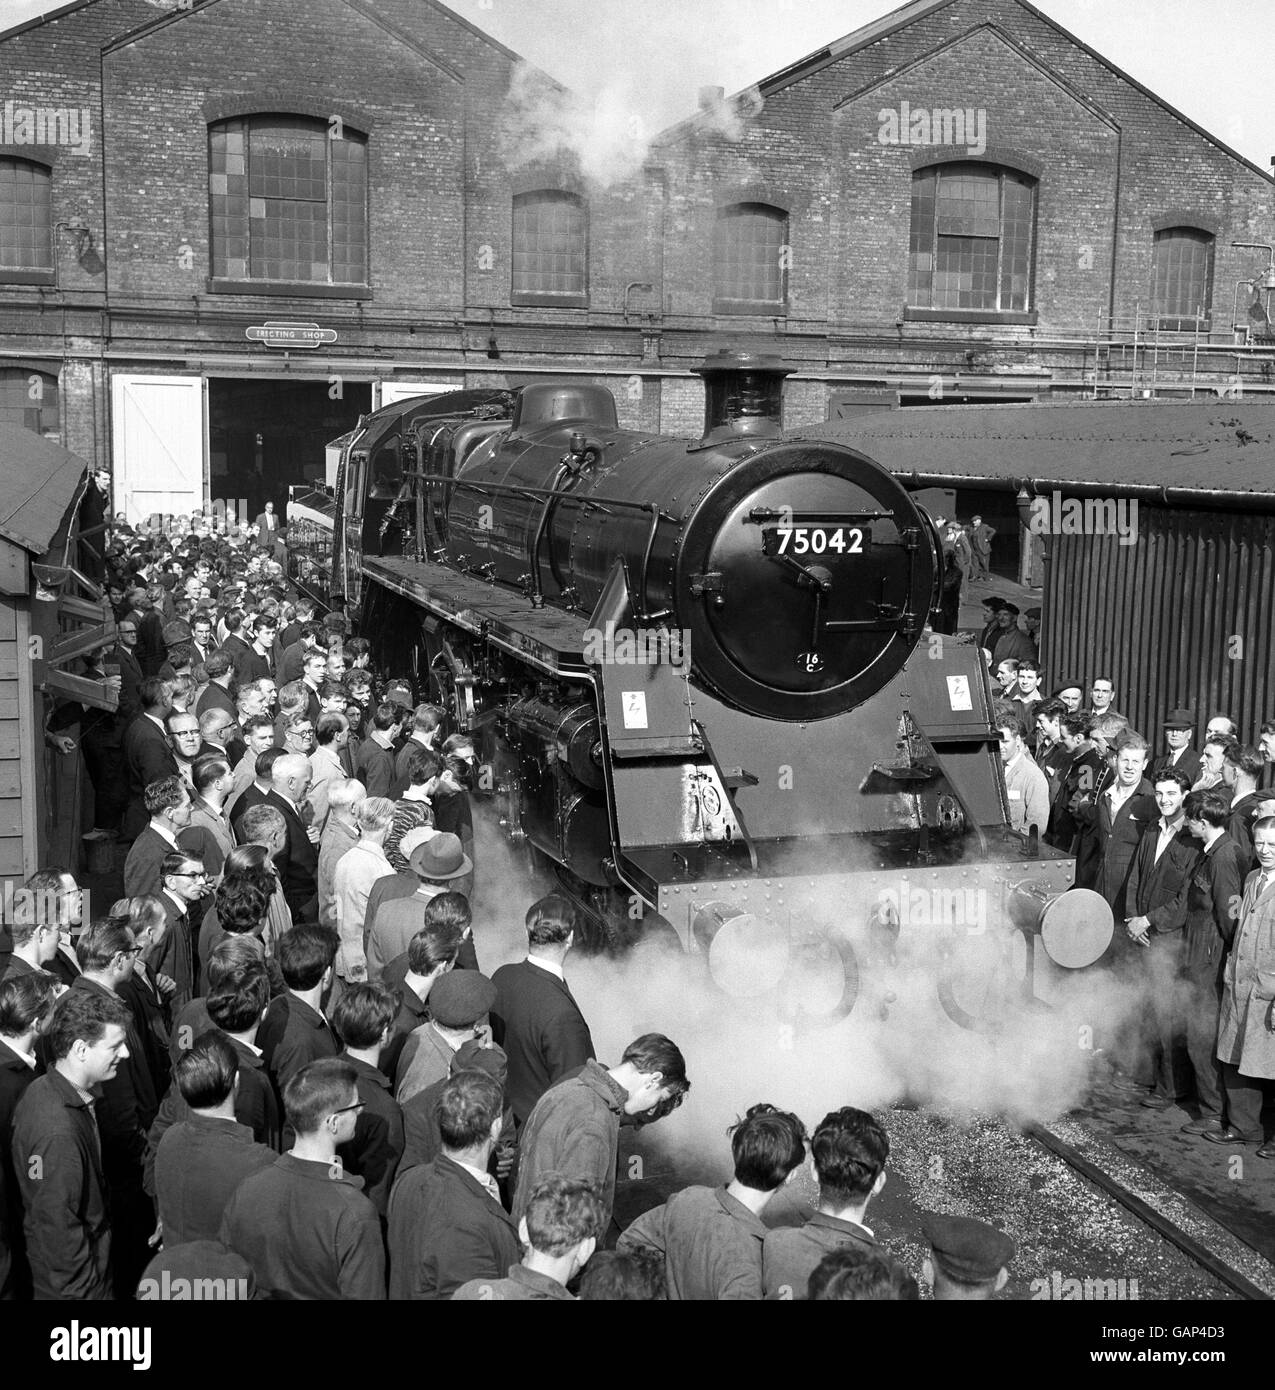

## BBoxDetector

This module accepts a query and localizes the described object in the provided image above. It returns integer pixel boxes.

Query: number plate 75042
[762,525,868,557]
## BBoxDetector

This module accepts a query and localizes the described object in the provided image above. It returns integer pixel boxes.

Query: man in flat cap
[978,596,1006,657]
[1151,709,1202,787]
[395,969,497,1104]
[921,1213,1015,1300]
[990,603,1036,667]
[1053,682,1084,715]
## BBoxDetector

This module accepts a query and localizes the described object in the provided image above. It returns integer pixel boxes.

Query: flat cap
[922,1213,1015,1282]
[429,970,497,1028]
[1052,680,1083,696]
[1000,601,1020,617]
[981,596,1006,611]
[1024,607,1041,620]
[449,1036,509,1087]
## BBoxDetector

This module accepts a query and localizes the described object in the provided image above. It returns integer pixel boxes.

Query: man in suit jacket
[388,1071,518,1299]
[490,895,595,1127]
[266,754,319,921]
[152,852,208,1010]
[13,988,131,1300]
[0,972,54,1299]
[195,651,238,721]
[123,776,194,898]
[1121,768,1201,1108]
[110,621,145,726]
[1093,736,1157,919]
[254,502,280,548]
[1180,791,1247,1141]
[122,678,179,838]
[1151,708,1203,788]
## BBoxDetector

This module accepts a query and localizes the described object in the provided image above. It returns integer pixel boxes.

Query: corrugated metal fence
[1043,507,1275,744]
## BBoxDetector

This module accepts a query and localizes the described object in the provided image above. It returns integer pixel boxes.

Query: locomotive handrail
[405,469,675,616]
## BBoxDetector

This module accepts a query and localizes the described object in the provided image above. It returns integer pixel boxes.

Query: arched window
[1151,228,1214,328]
[714,203,788,313]
[511,191,587,306]
[209,115,368,289]
[0,158,53,284]
[908,163,1036,314]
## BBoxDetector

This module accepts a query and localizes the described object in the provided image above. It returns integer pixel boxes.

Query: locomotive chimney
[693,349,793,446]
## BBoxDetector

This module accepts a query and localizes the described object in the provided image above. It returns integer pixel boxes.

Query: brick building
[0,0,1271,522]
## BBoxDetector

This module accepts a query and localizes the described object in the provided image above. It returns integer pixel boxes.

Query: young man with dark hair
[196,648,237,722]
[921,1213,1015,1301]
[384,745,439,874]
[219,1058,386,1299]
[379,913,463,1083]
[618,1102,807,1299]
[1119,767,1201,1110]
[390,703,446,798]
[1222,743,1268,871]
[257,924,339,1093]
[763,1107,905,1299]
[579,1249,666,1301]
[453,1175,605,1301]
[513,1033,689,1233]
[122,677,180,837]
[0,973,58,1298]
[355,703,403,798]
[148,957,281,1168]
[807,1247,920,1301]
[333,983,405,1219]
[229,742,288,835]
[1180,789,1247,1142]
[996,710,1050,838]
[153,1033,275,1246]
[12,987,133,1299]
[491,894,596,1127]
[388,1069,519,1300]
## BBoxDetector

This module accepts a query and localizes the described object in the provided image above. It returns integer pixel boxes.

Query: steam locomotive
[287,352,1113,1029]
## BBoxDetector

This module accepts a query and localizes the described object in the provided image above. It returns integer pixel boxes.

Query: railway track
[1027,1121,1272,1301]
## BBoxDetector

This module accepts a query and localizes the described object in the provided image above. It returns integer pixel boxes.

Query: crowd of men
[972,585,1275,1154]
[0,509,1021,1301]
[1,504,1271,1302]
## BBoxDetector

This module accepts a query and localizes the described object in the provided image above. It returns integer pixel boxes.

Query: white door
[374,380,452,409]
[111,375,206,526]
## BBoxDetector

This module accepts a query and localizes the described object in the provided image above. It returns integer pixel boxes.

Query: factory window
[908,164,1036,318]
[0,159,53,284]
[511,191,587,307]
[713,203,788,313]
[209,116,368,294]
[1151,228,1213,329]
[0,367,58,437]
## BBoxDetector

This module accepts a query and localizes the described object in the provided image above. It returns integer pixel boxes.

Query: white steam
[496,63,761,189]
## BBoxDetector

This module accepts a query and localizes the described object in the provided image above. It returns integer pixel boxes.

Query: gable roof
[654,0,1273,183]
[0,425,87,555]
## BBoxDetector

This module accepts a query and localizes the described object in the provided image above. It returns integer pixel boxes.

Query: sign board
[245,321,338,349]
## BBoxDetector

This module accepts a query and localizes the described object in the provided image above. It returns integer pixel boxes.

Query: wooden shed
[0,425,110,879]
[812,401,1275,745]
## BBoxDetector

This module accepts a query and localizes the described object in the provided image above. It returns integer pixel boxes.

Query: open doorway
[208,377,371,521]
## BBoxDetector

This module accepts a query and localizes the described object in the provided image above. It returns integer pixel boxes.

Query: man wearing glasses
[71,916,162,1294]
[166,711,204,787]
[219,1057,386,1299]
[153,852,209,1010]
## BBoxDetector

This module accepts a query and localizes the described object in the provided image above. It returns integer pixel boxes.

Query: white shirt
[149,821,179,849]
[1153,815,1184,863]
[526,953,565,981]
[455,1157,501,1204]
[9,1044,36,1070]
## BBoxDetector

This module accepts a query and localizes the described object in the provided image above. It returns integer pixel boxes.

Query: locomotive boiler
[290,352,1113,1029]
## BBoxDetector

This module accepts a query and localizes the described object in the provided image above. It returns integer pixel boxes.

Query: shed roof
[806,400,1275,506]
[0,425,88,555]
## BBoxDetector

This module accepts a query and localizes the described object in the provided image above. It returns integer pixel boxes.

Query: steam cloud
[472,819,1148,1178]
[496,63,761,188]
